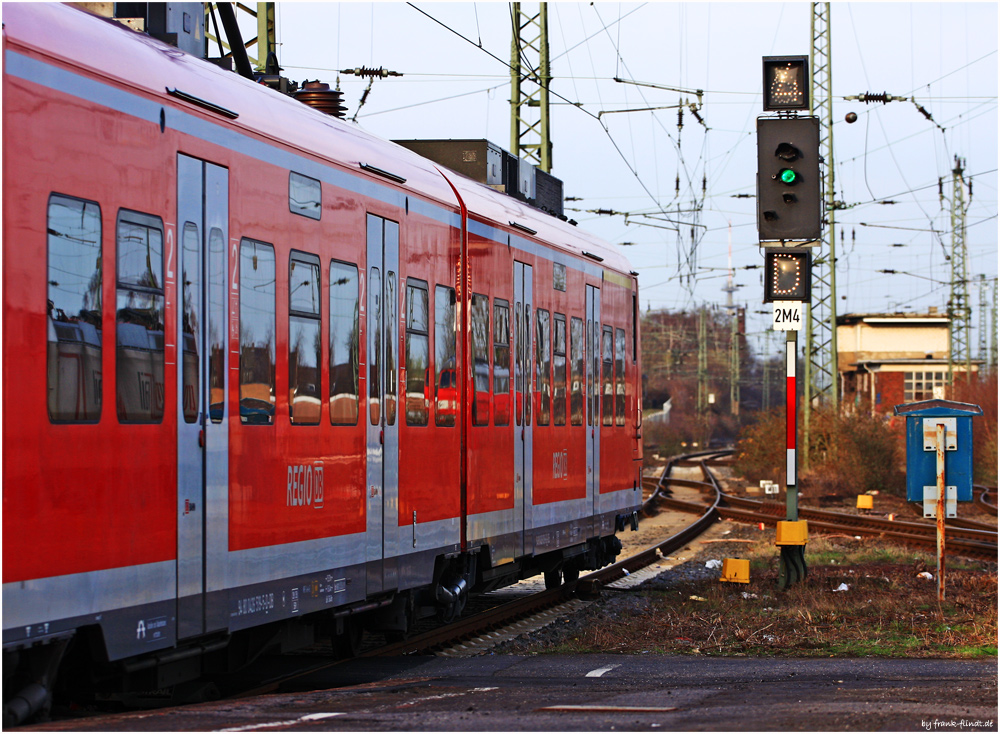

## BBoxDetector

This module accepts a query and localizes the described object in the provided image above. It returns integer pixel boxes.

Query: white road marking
[585,664,621,678]
[217,712,344,731]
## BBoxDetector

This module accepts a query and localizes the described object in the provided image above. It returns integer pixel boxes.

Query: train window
[587,319,595,427]
[238,238,276,425]
[369,267,382,426]
[514,302,522,427]
[289,172,321,220]
[615,327,626,426]
[632,293,638,364]
[208,228,226,423]
[493,300,511,427]
[385,271,397,427]
[181,222,201,423]
[329,260,359,425]
[405,280,429,426]
[569,317,584,426]
[523,305,532,426]
[602,325,613,427]
[434,285,457,427]
[289,251,321,425]
[553,262,567,292]
[553,313,567,426]
[47,194,103,423]
[536,308,550,426]
[471,293,490,426]
[116,209,165,424]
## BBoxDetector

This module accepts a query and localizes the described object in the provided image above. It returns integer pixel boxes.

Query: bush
[732,407,786,486]
[805,409,906,496]
[733,406,906,495]
[953,373,998,485]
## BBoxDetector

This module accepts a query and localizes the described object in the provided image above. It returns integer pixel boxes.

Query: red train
[2,3,642,720]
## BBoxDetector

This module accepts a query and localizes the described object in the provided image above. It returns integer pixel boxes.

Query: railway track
[42,452,998,725]
[975,485,998,517]
[654,457,998,563]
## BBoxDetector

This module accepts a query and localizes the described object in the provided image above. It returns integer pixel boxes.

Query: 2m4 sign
[772,302,803,331]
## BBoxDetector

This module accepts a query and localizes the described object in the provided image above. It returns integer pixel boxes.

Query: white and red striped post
[786,330,798,521]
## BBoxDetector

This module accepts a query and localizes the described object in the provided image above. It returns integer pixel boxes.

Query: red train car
[2,3,642,720]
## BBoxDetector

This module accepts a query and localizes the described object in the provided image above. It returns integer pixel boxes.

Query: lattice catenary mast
[805,2,839,466]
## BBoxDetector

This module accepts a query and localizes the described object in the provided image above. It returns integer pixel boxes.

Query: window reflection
[471,293,490,426]
[239,239,276,424]
[385,272,397,427]
[116,210,165,424]
[602,326,613,427]
[47,194,102,423]
[434,285,457,427]
[290,253,321,425]
[181,222,200,424]
[570,316,584,426]
[553,314,567,426]
[208,228,226,423]
[369,267,382,426]
[615,327,626,426]
[536,309,550,426]
[405,281,429,426]
[330,261,359,425]
[493,300,511,427]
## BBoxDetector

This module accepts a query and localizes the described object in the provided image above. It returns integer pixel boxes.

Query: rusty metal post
[935,422,946,601]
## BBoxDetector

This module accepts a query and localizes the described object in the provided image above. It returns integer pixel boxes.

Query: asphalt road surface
[31,654,997,732]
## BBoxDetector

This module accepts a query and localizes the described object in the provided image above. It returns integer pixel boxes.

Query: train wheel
[544,569,562,589]
[331,619,363,658]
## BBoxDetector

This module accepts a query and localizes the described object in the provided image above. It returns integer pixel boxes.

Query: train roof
[4,3,631,279]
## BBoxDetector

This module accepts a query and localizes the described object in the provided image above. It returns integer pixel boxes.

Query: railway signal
[756,116,821,242]
[762,56,809,112]
[763,248,811,303]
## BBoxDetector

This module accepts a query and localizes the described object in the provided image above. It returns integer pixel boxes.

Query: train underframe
[3,514,635,726]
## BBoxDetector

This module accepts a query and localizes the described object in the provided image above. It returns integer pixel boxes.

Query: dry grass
[536,537,998,659]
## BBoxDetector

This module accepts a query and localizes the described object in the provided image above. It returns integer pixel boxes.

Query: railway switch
[720,558,750,584]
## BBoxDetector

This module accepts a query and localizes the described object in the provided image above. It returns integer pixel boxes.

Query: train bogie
[2,3,641,722]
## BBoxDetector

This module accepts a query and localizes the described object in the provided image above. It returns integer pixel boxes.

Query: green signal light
[779,168,798,184]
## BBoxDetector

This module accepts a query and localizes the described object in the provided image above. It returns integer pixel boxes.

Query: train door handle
[198,429,205,447]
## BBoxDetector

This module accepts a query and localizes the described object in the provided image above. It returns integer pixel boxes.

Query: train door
[513,261,533,558]
[176,154,229,639]
[365,214,400,596]
[585,285,601,526]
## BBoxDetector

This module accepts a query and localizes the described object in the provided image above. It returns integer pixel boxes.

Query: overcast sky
[253,2,998,355]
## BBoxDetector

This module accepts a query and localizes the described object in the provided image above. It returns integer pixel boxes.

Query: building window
[904,371,946,402]
[493,300,511,426]
[435,285,457,426]
[47,194,103,423]
[289,251,321,425]
[239,238,276,424]
[116,209,165,424]
[329,260,359,425]
[405,280,429,426]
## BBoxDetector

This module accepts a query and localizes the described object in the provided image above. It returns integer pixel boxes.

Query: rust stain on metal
[936,422,946,602]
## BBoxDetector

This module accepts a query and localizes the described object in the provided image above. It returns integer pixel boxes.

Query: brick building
[837,310,981,414]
